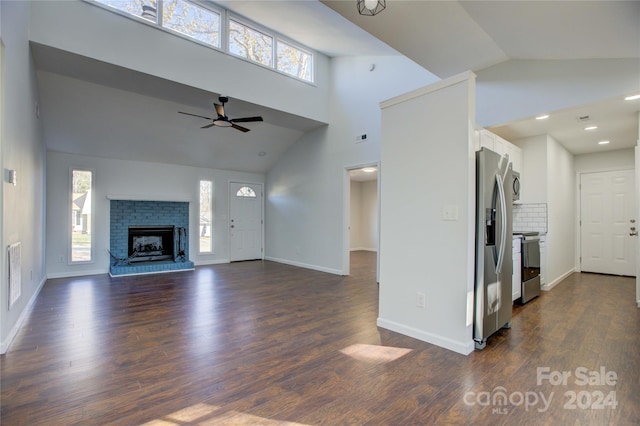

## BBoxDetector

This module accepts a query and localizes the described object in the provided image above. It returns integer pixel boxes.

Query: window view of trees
[93,0,313,82]
[277,41,312,81]
[228,20,273,67]
[199,180,213,253]
[71,170,93,262]
[97,0,158,23]
[163,0,220,47]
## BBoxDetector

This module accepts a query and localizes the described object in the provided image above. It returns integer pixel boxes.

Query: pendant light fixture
[357,0,386,16]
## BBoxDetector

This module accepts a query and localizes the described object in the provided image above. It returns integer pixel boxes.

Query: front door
[580,170,636,276]
[229,182,263,262]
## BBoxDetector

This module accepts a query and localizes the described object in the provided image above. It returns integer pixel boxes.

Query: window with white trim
[71,169,94,263]
[90,0,314,83]
[236,186,257,198]
[277,40,313,82]
[199,180,213,253]
[163,0,221,48]
[228,19,273,67]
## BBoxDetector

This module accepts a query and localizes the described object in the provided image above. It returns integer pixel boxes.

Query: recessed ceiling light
[535,114,549,120]
[584,125,598,131]
[362,167,377,173]
[624,94,640,101]
[598,140,610,145]
[258,151,267,157]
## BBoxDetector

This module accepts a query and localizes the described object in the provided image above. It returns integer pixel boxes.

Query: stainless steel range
[514,232,541,303]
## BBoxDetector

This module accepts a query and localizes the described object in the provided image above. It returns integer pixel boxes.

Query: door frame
[342,162,381,280]
[575,167,635,276]
[228,180,265,262]
[636,145,640,308]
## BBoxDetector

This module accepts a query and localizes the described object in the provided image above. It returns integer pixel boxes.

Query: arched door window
[236,186,257,197]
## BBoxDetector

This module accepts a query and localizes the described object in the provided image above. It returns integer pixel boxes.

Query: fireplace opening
[128,226,174,262]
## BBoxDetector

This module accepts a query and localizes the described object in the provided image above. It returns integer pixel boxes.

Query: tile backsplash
[513,203,547,234]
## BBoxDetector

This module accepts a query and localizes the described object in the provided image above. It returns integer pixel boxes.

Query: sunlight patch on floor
[141,402,310,425]
[339,343,412,364]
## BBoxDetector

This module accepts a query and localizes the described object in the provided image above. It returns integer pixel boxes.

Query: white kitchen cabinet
[477,129,522,175]
[479,129,496,152]
[512,236,522,302]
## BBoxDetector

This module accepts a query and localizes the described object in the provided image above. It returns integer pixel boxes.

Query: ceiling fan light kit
[357,0,386,16]
[178,96,263,133]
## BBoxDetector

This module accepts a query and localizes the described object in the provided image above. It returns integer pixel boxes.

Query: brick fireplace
[109,200,194,276]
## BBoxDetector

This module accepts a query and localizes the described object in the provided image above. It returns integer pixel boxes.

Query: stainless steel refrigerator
[474,148,513,350]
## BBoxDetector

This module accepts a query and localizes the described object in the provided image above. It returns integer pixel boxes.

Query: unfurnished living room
[1,1,639,425]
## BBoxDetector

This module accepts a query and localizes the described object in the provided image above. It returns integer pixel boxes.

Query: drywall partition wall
[1,1,47,353]
[46,151,264,278]
[28,0,330,124]
[476,59,640,128]
[349,181,363,250]
[361,180,378,251]
[379,72,476,355]
[349,180,378,251]
[575,148,635,173]
[265,55,439,274]
[544,135,576,290]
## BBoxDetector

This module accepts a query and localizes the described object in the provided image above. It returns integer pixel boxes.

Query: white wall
[29,0,330,124]
[476,59,640,127]
[46,151,264,278]
[545,135,576,289]
[574,148,635,173]
[379,73,476,355]
[265,55,439,274]
[1,1,47,353]
[349,180,378,251]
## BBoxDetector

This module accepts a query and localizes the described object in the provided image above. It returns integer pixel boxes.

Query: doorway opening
[344,163,380,280]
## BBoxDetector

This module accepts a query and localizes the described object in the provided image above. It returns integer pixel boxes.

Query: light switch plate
[443,205,458,221]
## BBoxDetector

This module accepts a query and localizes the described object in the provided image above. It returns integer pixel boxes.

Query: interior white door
[580,170,636,276]
[229,182,263,262]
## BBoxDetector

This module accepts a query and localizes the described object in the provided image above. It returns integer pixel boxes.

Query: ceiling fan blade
[214,103,225,117]
[178,111,213,120]
[201,123,216,129]
[231,123,251,133]
[231,116,263,123]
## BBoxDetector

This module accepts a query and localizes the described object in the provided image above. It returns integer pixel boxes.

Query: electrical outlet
[416,292,426,308]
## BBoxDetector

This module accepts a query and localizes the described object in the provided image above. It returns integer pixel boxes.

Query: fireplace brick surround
[109,200,194,276]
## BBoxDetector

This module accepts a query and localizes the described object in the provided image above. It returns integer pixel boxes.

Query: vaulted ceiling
[33,0,640,172]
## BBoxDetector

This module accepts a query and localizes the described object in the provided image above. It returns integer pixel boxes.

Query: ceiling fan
[178,96,263,133]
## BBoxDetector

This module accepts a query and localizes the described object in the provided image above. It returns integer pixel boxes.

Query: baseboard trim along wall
[542,268,576,291]
[1,276,47,354]
[265,256,343,276]
[46,268,109,279]
[377,317,475,355]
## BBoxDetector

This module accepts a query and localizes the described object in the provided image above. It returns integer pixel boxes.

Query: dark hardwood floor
[2,251,639,425]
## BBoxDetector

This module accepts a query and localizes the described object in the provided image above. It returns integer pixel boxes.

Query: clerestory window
[90,0,314,83]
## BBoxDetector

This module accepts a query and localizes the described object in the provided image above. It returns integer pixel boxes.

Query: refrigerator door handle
[495,173,507,273]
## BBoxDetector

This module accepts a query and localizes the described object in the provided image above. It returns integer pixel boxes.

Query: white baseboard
[1,276,47,354]
[377,317,474,355]
[193,258,229,266]
[265,256,342,275]
[541,267,576,291]
[46,268,109,279]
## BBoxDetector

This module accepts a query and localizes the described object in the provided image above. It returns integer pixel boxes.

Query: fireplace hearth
[109,199,194,276]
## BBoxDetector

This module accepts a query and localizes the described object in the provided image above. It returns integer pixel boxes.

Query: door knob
[631,231,638,236]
